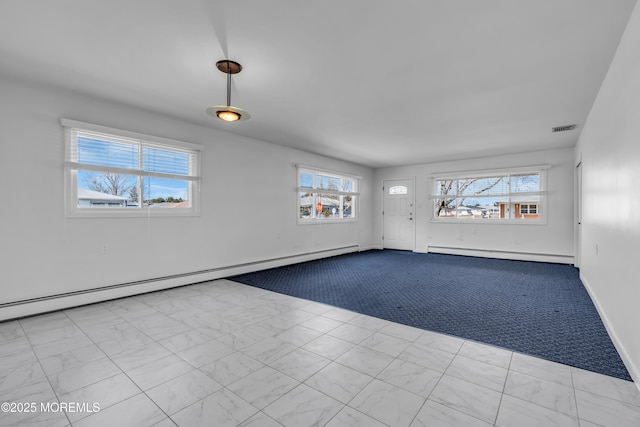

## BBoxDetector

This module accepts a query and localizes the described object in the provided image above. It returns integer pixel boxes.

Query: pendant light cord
[226,63,232,107]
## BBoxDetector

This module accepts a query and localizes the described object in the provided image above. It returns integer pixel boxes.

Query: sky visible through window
[300,172,313,188]
[299,171,354,192]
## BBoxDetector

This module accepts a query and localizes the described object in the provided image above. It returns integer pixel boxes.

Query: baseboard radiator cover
[0,245,360,322]
[427,245,574,265]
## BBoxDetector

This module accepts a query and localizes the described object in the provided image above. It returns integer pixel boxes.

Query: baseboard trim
[427,245,574,264]
[580,272,639,390]
[0,245,359,321]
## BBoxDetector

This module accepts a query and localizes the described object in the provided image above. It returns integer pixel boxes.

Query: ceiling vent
[552,124,576,132]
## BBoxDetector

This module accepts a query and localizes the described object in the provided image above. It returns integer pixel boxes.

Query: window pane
[435,180,456,218]
[299,192,313,218]
[77,135,138,169]
[299,171,313,188]
[316,194,341,219]
[435,180,455,197]
[317,174,341,191]
[77,170,137,208]
[458,176,507,196]
[343,178,355,192]
[143,146,190,176]
[343,195,355,218]
[435,198,457,218]
[143,177,189,208]
[510,174,540,192]
[389,185,407,195]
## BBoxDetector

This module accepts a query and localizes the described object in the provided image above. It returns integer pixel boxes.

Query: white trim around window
[62,119,203,218]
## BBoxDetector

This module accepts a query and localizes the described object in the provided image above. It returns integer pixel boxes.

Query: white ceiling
[0,0,636,168]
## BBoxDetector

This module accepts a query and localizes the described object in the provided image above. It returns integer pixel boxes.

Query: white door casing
[576,161,582,268]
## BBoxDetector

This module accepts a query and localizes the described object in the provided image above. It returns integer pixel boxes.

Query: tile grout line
[405,337,495,427]
[67,304,170,426]
[492,350,515,427]
[14,318,72,427]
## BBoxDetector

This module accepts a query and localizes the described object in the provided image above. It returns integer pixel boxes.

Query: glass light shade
[206,105,251,122]
[216,110,241,122]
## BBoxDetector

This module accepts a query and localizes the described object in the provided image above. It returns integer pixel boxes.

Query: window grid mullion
[137,143,143,209]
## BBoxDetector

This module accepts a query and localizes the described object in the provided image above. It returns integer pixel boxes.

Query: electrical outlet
[102,244,109,254]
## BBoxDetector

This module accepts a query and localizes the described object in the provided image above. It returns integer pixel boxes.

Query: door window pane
[389,185,408,195]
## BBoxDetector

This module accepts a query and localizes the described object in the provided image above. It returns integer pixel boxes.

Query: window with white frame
[432,166,547,222]
[62,119,202,217]
[297,165,358,222]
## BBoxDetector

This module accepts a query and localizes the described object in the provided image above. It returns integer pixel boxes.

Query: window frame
[297,164,359,224]
[62,119,203,218]
[430,165,549,225]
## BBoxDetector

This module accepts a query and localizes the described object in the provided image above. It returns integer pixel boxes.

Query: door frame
[575,159,582,268]
[382,177,416,251]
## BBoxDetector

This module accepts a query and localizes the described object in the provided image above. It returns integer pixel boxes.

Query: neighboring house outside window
[517,203,539,218]
[62,119,202,217]
[297,165,358,222]
[77,188,129,207]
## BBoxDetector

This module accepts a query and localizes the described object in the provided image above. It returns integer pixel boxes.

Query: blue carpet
[230,250,631,381]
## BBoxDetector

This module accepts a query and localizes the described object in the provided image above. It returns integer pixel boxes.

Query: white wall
[373,148,575,263]
[0,77,373,318]
[574,1,640,384]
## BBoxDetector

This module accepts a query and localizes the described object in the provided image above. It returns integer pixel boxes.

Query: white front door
[383,178,415,250]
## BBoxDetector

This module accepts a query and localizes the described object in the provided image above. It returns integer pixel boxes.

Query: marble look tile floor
[1,279,639,427]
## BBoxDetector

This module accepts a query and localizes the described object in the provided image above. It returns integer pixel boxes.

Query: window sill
[65,208,200,218]
[297,219,357,225]
[430,218,547,225]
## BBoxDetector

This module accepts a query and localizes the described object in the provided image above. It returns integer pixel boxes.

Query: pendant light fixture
[206,60,250,122]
